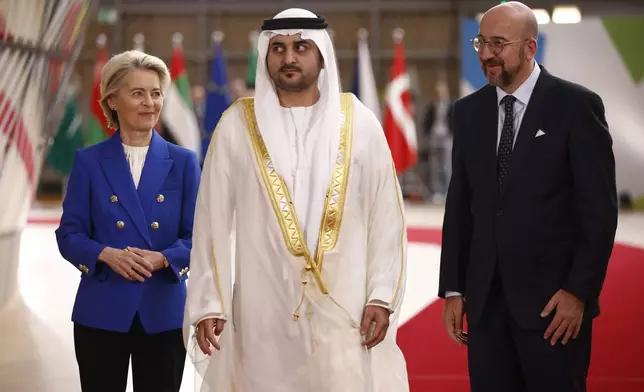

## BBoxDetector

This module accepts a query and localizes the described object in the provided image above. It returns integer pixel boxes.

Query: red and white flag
[383,28,417,174]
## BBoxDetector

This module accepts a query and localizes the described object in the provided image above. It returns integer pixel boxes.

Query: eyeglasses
[471,37,528,55]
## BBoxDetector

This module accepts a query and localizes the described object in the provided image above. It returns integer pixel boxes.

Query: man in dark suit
[438,2,618,391]
[422,80,455,202]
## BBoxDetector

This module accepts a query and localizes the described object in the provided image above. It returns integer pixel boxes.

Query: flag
[85,35,110,146]
[160,33,202,159]
[47,92,84,176]
[246,31,258,89]
[202,34,231,159]
[351,28,380,122]
[383,28,417,174]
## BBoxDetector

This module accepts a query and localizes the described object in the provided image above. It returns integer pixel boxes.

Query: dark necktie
[497,95,516,193]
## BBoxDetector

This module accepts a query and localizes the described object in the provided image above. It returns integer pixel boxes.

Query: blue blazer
[55,130,201,334]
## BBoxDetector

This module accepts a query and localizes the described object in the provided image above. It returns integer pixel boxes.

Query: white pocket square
[535,129,546,137]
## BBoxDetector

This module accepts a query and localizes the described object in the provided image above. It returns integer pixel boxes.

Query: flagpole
[393,27,405,45]
[173,32,184,48]
[248,31,258,45]
[133,32,144,51]
[97,32,107,52]
[212,30,224,47]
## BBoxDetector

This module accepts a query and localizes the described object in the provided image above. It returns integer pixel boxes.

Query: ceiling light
[532,9,550,24]
[552,6,581,24]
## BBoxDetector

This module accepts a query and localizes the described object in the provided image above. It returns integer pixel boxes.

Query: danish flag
[383,28,417,174]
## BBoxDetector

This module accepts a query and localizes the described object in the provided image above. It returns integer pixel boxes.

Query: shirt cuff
[195,313,227,327]
[367,299,393,314]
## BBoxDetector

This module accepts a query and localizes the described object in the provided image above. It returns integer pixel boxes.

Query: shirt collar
[496,60,541,106]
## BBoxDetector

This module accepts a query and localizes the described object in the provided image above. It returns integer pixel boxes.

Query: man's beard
[482,50,524,88]
[482,59,515,87]
[271,65,320,92]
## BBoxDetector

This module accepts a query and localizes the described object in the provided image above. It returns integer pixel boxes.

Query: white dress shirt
[495,61,541,150]
[445,61,541,299]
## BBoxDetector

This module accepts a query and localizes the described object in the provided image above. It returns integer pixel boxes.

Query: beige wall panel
[74,59,94,99]
[121,15,200,54]
[323,12,371,51]
[181,60,202,87]
[403,58,460,100]
[199,59,248,88]
[209,11,372,55]
[74,8,460,100]
[209,13,268,54]
[336,58,356,92]
[223,59,251,84]
[378,10,458,51]
[81,21,117,53]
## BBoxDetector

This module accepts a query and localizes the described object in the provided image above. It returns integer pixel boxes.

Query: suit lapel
[479,86,500,201]
[99,131,152,247]
[500,67,556,198]
[137,131,173,220]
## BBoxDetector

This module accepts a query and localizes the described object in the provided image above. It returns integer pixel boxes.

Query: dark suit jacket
[438,68,618,330]
[422,100,454,136]
[55,130,201,333]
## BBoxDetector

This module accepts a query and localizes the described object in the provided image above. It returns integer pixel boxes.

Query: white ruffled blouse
[122,144,149,189]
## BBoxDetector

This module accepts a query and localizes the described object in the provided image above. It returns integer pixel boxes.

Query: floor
[0,203,642,391]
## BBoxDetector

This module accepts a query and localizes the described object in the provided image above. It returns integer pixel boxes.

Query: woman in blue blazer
[55,49,200,392]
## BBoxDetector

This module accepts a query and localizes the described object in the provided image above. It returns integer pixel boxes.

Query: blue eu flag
[202,40,231,161]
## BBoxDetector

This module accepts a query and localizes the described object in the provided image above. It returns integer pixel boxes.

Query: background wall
[71,1,462,104]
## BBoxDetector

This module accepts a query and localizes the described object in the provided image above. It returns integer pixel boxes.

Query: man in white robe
[184,8,409,392]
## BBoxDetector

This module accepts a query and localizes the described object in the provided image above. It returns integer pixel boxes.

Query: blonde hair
[99,50,170,129]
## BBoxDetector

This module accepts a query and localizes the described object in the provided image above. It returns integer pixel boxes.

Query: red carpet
[27,218,644,390]
[400,228,644,391]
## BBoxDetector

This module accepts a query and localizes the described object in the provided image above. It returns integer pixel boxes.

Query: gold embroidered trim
[315,94,354,271]
[241,94,354,295]
[390,161,406,307]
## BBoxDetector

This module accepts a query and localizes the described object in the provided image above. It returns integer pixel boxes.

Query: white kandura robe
[185,93,409,392]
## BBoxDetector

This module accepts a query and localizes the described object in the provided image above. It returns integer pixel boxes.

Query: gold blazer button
[116,221,125,229]
[110,195,118,203]
[156,194,165,203]
[151,222,160,230]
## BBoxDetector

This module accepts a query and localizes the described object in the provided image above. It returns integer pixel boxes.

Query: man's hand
[541,289,585,346]
[360,305,390,349]
[442,296,467,346]
[98,247,153,282]
[196,318,226,355]
[127,247,167,272]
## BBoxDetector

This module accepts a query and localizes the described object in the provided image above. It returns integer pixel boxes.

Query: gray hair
[99,50,170,129]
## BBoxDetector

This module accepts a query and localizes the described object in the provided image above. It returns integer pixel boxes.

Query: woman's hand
[126,247,168,272]
[98,247,153,282]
